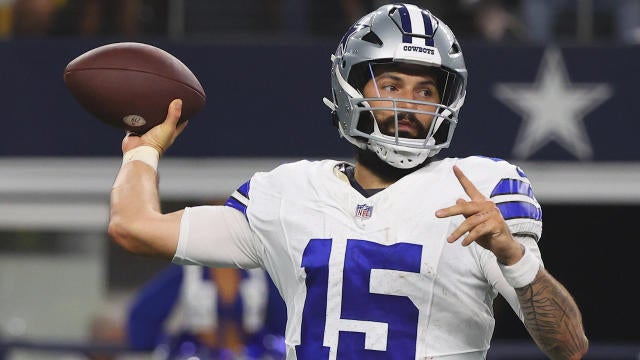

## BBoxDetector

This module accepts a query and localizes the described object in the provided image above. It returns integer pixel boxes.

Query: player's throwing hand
[435,165,523,265]
[122,99,188,155]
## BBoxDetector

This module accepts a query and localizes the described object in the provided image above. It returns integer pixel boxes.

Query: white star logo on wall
[493,47,613,160]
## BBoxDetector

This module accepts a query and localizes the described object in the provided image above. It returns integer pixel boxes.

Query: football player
[127,265,285,359]
[109,3,588,359]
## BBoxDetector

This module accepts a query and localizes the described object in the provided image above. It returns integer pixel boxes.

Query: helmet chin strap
[368,136,437,169]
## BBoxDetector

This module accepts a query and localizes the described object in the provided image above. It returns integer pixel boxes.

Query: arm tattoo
[516,269,589,359]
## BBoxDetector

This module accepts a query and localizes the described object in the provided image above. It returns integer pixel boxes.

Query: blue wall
[1,39,638,161]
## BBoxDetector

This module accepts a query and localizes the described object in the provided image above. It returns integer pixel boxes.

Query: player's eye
[417,87,438,100]
[379,84,398,94]
[418,89,432,97]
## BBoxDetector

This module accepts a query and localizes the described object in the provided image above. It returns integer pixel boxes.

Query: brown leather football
[64,42,206,134]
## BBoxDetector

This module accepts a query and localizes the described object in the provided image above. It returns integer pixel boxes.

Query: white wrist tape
[499,246,541,288]
[122,146,159,171]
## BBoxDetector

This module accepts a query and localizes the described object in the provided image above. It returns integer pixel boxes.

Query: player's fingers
[453,165,484,200]
[446,212,487,243]
[435,205,456,218]
[436,199,478,218]
[165,99,183,126]
[461,222,491,246]
[436,198,464,218]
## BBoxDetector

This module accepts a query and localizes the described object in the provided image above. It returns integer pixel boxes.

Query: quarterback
[109,3,588,359]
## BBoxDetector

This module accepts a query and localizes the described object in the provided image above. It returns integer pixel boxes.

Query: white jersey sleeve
[172,205,263,268]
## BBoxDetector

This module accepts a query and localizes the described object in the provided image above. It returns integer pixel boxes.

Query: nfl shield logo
[355,204,373,219]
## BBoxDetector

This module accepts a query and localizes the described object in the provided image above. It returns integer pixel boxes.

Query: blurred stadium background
[0,0,639,359]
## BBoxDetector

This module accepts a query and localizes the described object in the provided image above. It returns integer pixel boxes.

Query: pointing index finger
[453,165,484,200]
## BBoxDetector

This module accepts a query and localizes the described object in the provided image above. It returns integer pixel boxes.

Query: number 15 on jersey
[296,238,431,359]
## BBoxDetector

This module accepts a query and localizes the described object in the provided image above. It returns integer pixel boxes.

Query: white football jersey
[174,156,543,360]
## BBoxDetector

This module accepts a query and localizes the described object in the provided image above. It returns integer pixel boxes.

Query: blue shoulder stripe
[497,202,542,221]
[475,155,506,163]
[491,178,535,198]
[473,156,528,178]
[225,197,247,215]
[236,181,250,198]
[224,180,250,215]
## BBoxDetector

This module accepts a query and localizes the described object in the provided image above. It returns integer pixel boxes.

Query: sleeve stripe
[229,190,249,206]
[225,196,247,215]
[224,180,251,215]
[492,194,539,207]
[497,201,542,221]
[490,178,534,198]
[237,181,250,198]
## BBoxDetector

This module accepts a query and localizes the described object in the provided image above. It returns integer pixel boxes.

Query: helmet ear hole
[361,31,383,46]
[449,42,461,55]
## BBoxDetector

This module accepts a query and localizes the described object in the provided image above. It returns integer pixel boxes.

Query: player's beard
[352,111,434,183]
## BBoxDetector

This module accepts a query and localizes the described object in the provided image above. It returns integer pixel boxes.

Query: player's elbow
[570,335,589,360]
[108,215,148,255]
[563,323,589,359]
[108,211,178,258]
[542,334,589,360]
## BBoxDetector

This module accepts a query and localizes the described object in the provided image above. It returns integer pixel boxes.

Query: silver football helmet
[324,3,468,168]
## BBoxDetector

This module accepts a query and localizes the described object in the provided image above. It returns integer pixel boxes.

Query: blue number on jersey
[296,238,422,359]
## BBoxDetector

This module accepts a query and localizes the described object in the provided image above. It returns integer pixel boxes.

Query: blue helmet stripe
[398,4,413,43]
[497,202,542,221]
[421,11,435,46]
[490,178,535,198]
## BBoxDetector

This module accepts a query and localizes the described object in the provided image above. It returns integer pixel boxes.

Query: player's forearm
[109,161,170,257]
[517,268,589,360]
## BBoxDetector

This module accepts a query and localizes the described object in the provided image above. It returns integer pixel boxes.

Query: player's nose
[397,97,420,111]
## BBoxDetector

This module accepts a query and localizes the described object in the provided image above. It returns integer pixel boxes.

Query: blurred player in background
[127,265,285,359]
[109,3,588,359]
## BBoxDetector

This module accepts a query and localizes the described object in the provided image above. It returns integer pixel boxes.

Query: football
[64,42,206,134]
